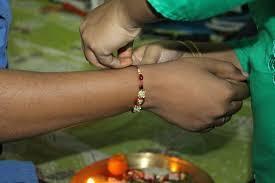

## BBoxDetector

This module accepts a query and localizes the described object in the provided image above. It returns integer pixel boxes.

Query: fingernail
[242,72,249,77]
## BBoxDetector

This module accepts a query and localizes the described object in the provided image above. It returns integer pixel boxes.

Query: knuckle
[84,53,92,62]
[84,53,93,63]
[83,31,90,41]
[85,41,98,56]
[79,20,87,35]
[212,103,227,117]
[84,50,97,63]
[80,31,89,44]
[223,83,235,99]
[224,62,236,72]
[80,32,96,51]
[79,24,84,34]
[218,105,228,116]
[88,42,96,52]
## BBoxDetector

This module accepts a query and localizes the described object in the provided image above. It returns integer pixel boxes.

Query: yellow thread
[177,41,196,57]
[185,40,202,57]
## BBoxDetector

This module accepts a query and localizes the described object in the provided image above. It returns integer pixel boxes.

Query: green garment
[148,0,275,182]
[147,0,253,21]
[232,1,275,182]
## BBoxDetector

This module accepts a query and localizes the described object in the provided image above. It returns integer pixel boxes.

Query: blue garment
[0,0,11,69]
[0,1,38,183]
[0,161,39,183]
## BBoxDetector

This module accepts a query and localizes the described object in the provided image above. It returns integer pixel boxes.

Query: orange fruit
[107,155,128,176]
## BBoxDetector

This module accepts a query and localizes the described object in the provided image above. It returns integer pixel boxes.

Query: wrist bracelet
[131,66,146,113]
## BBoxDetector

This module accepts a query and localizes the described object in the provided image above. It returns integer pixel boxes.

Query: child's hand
[80,0,142,69]
[132,41,189,65]
[133,41,245,76]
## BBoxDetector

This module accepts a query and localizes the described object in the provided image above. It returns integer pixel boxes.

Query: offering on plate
[71,153,214,183]
[105,168,191,183]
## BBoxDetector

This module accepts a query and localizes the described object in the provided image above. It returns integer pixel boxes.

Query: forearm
[0,68,139,142]
[120,0,162,27]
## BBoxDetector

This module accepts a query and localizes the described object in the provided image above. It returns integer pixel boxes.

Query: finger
[227,81,250,101]
[84,48,107,68]
[214,116,232,127]
[81,38,105,68]
[132,46,146,65]
[213,101,243,127]
[118,42,134,67]
[200,126,215,133]
[226,101,243,116]
[84,43,121,68]
[97,50,133,69]
[133,44,162,65]
[214,62,247,81]
[96,53,124,68]
[199,59,248,81]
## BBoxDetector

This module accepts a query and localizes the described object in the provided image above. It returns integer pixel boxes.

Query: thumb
[132,45,161,65]
[97,54,124,69]
[97,43,134,69]
[118,42,134,67]
[132,46,145,65]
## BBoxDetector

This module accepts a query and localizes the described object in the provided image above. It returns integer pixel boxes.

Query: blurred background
[1,0,254,182]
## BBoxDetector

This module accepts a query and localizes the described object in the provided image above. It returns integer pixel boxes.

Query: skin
[80,0,244,71]
[133,41,242,69]
[135,41,250,126]
[80,0,158,68]
[0,58,248,142]
[0,68,138,142]
[80,0,250,128]
[0,0,249,142]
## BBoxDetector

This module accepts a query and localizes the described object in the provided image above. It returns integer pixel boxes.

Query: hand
[143,58,249,131]
[133,41,244,71]
[133,41,188,65]
[80,0,141,68]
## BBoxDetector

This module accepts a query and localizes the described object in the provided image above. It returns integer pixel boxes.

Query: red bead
[139,98,145,105]
[134,98,138,104]
[139,74,144,80]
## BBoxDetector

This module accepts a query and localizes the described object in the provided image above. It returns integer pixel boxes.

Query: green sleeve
[227,37,257,73]
[147,0,253,21]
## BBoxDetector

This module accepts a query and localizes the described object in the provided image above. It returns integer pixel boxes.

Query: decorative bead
[132,66,145,113]
[138,90,146,99]
[136,98,145,105]
[132,105,142,113]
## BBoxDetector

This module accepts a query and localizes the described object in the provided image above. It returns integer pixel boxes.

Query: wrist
[112,64,160,112]
[139,64,159,109]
